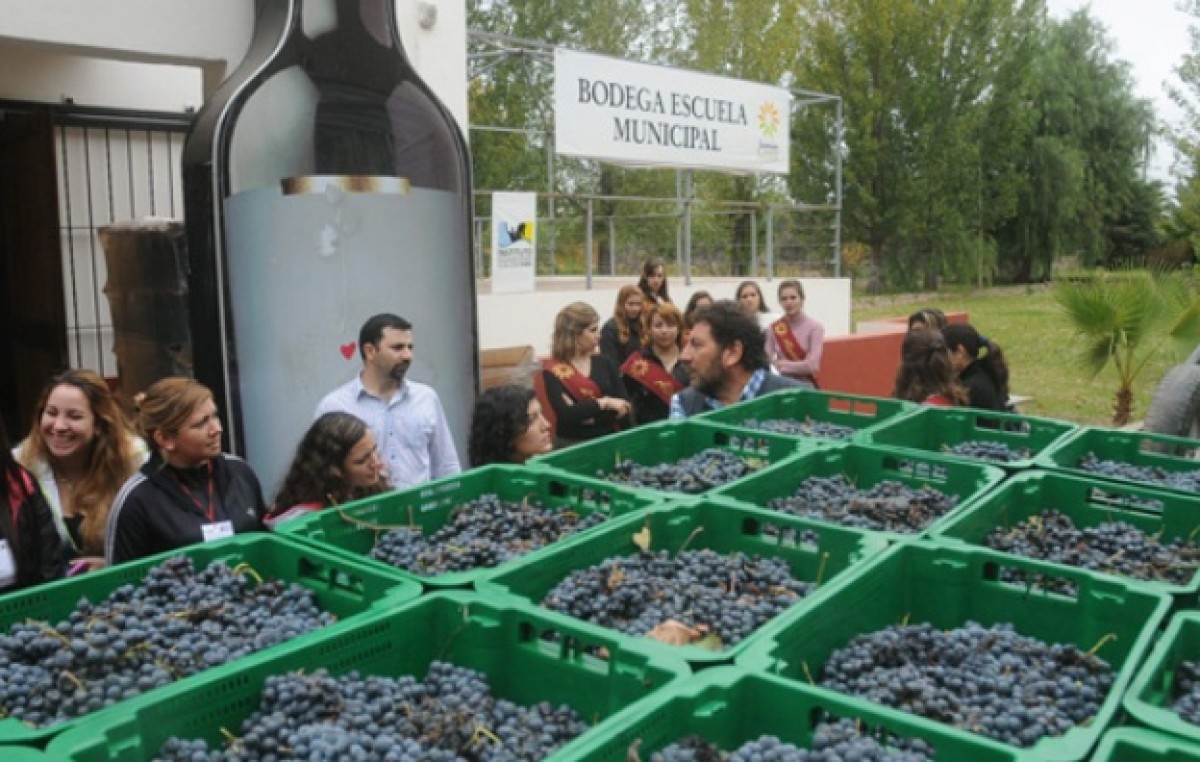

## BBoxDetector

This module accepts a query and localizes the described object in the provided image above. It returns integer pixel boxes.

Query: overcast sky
[1045,0,1192,186]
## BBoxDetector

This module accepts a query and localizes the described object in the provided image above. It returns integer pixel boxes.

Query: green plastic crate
[275,464,661,588]
[933,470,1200,598]
[478,499,889,664]
[0,749,50,760]
[854,406,1078,469]
[527,420,807,496]
[44,592,690,762]
[738,541,1170,762]
[694,388,917,444]
[1036,427,1200,498]
[1126,613,1200,744]
[0,533,420,746]
[713,443,1006,541]
[569,667,1019,761]
[1092,729,1200,761]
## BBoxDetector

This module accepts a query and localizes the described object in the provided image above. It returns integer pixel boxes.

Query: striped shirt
[669,368,769,420]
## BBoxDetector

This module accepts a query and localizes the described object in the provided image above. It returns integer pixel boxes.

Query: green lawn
[851,285,1182,427]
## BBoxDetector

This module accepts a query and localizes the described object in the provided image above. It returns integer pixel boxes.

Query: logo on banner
[757,101,782,161]
[498,220,535,247]
[496,217,534,270]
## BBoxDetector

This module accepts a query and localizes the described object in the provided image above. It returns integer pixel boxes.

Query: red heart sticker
[339,342,356,360]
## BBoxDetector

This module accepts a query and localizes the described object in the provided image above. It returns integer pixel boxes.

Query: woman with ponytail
[943,324,1010,411]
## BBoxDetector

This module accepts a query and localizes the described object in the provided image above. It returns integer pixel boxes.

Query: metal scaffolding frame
[466,29,844,285]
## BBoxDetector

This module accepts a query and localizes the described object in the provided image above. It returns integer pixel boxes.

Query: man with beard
[669,300,800,419]
[316,313,460,488]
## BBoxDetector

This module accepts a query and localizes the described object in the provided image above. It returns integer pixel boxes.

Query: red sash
[620,351,684,405]
[771,318,819,387]
[543,359,605,404]
[771,318,809,362]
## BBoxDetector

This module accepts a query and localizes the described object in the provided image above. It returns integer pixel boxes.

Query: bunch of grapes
[1172,660,1200,726]
[370,495,607,576]
[737,417,855,440]
[945,440,1031,463]
[600,449,763,494]
[985,509,1200,587]
[1079,453,1200,493]
[154,661,589,761]
[650,721,932,761]
[542,548,812,647]
[766,475,958,533]
[820,621,1114,748]
[0,556,335,728]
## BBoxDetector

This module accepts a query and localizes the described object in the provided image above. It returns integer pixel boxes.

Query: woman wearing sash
[622,302,689,424]
[542,302,632,446]
[764,280,825,388]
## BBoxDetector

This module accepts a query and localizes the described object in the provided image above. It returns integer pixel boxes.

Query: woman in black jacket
[105,377,266,565]
[0,416,64,591]
[943,323,1010,412]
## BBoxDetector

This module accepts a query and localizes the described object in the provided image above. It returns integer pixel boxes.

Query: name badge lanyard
[174,463,218,522]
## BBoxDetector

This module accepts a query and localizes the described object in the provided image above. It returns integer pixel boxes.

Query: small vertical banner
[491,191,537,294]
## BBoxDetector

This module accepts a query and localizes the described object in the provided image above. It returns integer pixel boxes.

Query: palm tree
[1053,269,1199,426]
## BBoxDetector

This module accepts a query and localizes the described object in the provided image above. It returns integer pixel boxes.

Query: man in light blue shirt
[316,314,460,489]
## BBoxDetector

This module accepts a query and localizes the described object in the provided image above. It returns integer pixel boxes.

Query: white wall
[0,0,470,132]
[476,277,853,356]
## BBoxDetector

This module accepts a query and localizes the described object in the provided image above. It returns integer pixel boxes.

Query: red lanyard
[174,462,218,522]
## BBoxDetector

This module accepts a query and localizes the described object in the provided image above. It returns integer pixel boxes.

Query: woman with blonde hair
[599,285,645,366]
[15,369,145,572]
[105,377,266,565]
[622,302,689,424]
[542,302,632,445]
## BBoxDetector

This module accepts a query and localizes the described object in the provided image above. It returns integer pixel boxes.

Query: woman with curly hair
[599,285,645,366]
[266,412,387,528]
[468,385,553,467]
[892,329,967,406]
[15,369,145,572]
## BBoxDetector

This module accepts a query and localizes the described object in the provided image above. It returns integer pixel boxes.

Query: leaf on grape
[646,619,701,646]
[607,564,626,591]
[632,526,652,551]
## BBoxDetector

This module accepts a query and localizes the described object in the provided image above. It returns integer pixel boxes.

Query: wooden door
[0,109,67,438]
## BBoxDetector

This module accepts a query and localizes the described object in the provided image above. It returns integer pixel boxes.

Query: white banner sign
[554,48,791,174]
[491,192,537,294]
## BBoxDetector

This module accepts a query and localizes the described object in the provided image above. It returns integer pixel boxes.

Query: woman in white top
[736,280,775,330]
[14,369,146,573]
